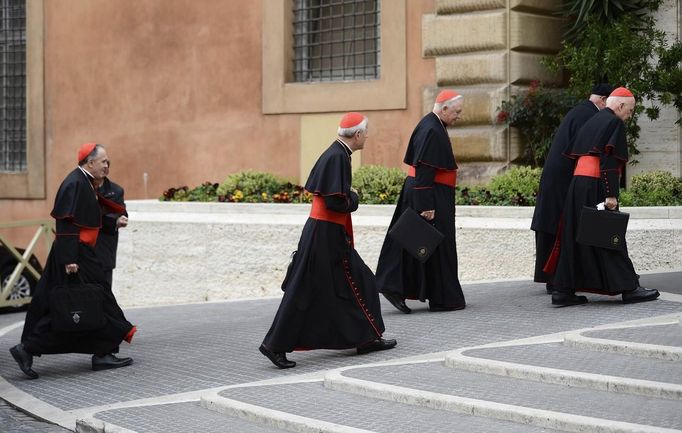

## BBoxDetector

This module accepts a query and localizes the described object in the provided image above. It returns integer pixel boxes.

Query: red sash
[574,156,600,178]
[79,227,99,246]
[310,196,354,246]
[408,165,457,187]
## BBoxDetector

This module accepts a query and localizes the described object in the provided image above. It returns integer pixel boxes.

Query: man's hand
[605,197,618,210]
[117,215,129,228]
[65,264,79,274]
[420,209,435,221]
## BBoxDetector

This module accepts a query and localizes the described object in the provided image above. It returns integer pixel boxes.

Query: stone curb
[76,417,137,433]
[323,368,680,433]
[200,388,374,433]
[444,345,682,401]
[564,328,682,362]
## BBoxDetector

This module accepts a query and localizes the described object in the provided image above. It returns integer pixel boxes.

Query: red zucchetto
[609,87,634,98]
[339,112,365,128]
[435,90,462,103]
[77,143,97,163]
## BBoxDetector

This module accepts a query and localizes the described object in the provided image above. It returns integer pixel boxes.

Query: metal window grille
[293,0,380,83]
[0,0,26,173]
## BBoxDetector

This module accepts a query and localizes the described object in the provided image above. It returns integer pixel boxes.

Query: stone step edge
[200,389,375,433]
[76,416,138,433]
[566,329,682,362]
[324,369,679,433]
[444,347,682,400]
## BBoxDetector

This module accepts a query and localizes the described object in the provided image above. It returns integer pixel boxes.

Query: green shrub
[217,170,284,200]
[620,170,682,206]
[488,166,541,206]
[160,182,219,202]
[352,165,405,204]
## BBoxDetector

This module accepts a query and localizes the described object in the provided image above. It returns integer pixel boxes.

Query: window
[292,0,380,83]
[0,0,44,199]
[0,0,26,173]
[262,0,405,114]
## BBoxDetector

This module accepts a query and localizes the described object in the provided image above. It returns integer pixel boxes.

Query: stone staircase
[76,320,682,432]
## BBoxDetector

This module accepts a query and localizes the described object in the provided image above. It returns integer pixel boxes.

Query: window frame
[0,0,44,199]
[262,0,405,114]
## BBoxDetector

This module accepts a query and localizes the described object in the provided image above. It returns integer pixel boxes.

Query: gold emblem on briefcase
[611,235,620,246]
[417,246,428,257]
[71,312,81,324]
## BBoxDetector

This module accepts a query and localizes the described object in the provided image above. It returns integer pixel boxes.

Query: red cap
[435,89,462,103]
[609,87,634,98]
[339,112,365,128]
[78,143,97,163]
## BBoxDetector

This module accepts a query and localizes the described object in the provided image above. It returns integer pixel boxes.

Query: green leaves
[560,0,661,40]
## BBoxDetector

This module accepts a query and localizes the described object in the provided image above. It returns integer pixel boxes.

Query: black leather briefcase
[49,278,106,332]
[388,208,445,263]
[576,206,629,250]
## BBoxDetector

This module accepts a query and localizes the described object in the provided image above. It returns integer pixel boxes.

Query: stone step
[327,362,682,432]
[446,340,682,400]
[565,323,682,361]
[78,401,286,433]
[203,381,559,433]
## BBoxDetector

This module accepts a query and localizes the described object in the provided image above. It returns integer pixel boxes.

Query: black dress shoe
[545,283,554,294]
[622,287,660,304]
[357,337,397,355]
[551,292,588,307]
[92,354,133,371]
[382,292,411,314]
[259,344,296,369]
[9,344,38,379]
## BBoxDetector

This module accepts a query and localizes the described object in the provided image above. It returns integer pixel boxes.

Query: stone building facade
[0,0,679,230]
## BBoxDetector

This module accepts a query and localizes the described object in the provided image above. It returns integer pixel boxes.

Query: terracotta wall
[1,0,435,233]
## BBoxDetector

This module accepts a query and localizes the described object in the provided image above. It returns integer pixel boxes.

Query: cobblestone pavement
[0,273,680,432]
[0,400,68,433]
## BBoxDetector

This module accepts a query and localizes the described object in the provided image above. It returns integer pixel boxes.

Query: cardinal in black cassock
[375,90,466,314]
[10,143,136,379]
[546,87,660,306]
[531,84,613,292]
[260,113,396,369]
[95,177,128,287]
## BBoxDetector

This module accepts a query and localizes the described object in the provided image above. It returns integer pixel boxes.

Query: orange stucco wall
[1,0,435,236]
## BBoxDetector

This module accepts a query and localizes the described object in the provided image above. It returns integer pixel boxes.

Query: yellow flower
[233,190,244,201]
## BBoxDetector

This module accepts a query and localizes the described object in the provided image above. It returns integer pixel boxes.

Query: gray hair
[433,94,463,112]
[79,144,105,166]
[337,117,368,137]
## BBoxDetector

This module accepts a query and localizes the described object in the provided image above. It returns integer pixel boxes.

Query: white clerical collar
[78,165,94,180]
[337,138,353,155]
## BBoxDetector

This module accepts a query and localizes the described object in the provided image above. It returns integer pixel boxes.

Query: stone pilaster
[422,0,564,184]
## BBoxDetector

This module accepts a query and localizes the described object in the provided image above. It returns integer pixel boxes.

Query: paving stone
[0,280,680,411]
[220,382,559,433]
[463,342,682,384]
[583,323,682,348]
[342,362,682,429]
[94,401,284,433]
[0,400,68,433]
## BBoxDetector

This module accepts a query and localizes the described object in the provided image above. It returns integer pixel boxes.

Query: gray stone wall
[111,202,682,307]
[632,0,681,181]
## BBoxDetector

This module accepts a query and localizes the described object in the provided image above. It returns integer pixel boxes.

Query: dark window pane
[292,0,380,83]
[0,0,26,173]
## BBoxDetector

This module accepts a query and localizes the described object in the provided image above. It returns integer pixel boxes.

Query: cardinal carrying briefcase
[388,207,445,263]
[49,275,107,332]
[576,206,629,250]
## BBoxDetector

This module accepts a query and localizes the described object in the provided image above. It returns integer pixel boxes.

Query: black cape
[551,108,638,294]
[375,113,466,309]
[95,178,127,271]
[21,168,134,356]
[262,140,385,352]
[531,100,599,283]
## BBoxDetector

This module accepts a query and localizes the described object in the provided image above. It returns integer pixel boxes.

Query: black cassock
[262,140,385,353]
[375,112,466,309]
[21,168,134,355]
[550,108,638,294]
[95,178,127,286]
[531,100,599,283]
